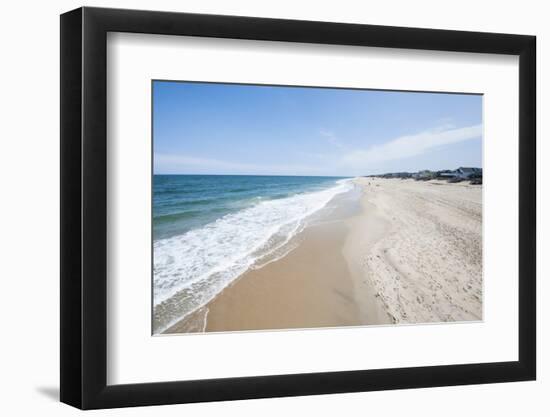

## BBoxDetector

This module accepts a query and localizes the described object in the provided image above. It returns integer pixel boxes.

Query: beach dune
[165,177,482,334]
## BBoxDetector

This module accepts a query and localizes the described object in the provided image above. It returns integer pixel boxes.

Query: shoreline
[164,177,482,334]
[165,181,387,333]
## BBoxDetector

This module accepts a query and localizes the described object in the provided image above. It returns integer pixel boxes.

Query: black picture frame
[60,6,536,410]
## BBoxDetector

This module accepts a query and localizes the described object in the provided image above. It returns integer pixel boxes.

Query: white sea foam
[153,178,354,333]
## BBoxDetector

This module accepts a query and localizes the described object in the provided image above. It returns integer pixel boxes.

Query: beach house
[456,167,482,179]
[413,170,435,180]
[437,167,482,180]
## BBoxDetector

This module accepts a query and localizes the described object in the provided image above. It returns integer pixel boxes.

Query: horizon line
[153,173,353,177]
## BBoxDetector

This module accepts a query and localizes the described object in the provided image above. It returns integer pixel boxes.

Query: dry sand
[355,178,482,324]
[166,177,482,333]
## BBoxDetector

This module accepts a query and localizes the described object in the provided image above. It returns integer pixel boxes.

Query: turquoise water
[152,174,353,333]
[153,175,347,240]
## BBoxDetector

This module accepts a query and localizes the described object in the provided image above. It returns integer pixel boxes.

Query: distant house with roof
[413,170,435,180]
[371,167,482,182]
[439,171,458,179]
[456,167,482,179]
[438,167,482,180]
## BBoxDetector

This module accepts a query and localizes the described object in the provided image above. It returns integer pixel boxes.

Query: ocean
[153,174,353,333]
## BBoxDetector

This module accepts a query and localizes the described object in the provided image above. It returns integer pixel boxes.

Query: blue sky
[153,81,482,176]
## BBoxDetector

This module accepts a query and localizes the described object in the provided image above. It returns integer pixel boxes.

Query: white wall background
[0,0,545,415]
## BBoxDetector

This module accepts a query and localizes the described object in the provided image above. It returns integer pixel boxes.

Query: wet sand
[166,186,390,333]
[165,177,482,334]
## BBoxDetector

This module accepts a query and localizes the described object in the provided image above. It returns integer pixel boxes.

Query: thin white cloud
[154,153,319,175]
[155,124,481,176]
[155,154,256,172]
[341,124,482,168]
[319,129,345,149]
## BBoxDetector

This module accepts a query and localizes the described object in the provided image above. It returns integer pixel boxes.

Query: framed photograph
[60,6,536,409]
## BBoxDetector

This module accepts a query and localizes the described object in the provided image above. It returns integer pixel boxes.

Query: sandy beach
[165,178,482,334]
